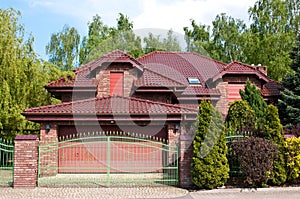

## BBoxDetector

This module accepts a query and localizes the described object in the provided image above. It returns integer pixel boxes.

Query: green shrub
[225,100,256,134]
[285,137,300,180]
[231,137,278,188]
[240,79,267,130]
[264,105,287,185]
[191,100,229,189]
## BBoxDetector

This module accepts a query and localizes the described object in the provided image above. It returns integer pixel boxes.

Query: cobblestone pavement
[0,187,188,199]
[187,187,300,199]
[1,186,300,199]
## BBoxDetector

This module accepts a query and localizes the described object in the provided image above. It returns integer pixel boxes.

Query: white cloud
[24,0,256,32]
[133,0,256,34]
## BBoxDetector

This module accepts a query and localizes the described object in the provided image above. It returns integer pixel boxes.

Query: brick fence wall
[13,135,39,188]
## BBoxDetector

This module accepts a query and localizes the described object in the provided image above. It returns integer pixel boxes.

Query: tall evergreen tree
[278,36,300,127]
[240,79,267,130]
[264,105,287,185]
[191,101,229,189]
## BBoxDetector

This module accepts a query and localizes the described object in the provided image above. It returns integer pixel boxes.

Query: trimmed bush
[231,137,278,187]
[225,100,255,134]
[285,137,300,181]
[191,100,229,189]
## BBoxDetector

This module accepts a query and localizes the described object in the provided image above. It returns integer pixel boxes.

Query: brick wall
[39,123,58,177]
[13,135,39,188]
[178,123,194,188]
[96,63,139,98]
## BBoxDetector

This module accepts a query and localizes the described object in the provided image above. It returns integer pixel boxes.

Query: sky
[1,0,257,59]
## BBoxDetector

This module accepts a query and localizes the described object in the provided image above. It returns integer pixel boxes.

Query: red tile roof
[181,87,221,96]
[137,51,226,85]
[47,50,143,87]
[135,68,185,87]
[212,61,269,82]
[261,81,282,96]
[47,76,98,87]
[23,95,197,115]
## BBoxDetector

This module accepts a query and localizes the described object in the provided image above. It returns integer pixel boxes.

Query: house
[21,50,281,186]
[23,49,280,139]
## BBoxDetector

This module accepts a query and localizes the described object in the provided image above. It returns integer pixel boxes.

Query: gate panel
[0,138,14,187]
[38,132,178,187]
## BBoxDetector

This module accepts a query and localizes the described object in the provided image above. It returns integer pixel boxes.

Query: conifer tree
[191,100,229,189]
[278,36,300,127]
[264,105,287,185]
[240,79,267,130]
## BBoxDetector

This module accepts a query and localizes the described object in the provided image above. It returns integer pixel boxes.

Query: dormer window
[187,77,201,85]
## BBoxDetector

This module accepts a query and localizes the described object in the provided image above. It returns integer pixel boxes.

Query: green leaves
[46,24,80,71]
[184,0,299,80]
[0,8,64,138]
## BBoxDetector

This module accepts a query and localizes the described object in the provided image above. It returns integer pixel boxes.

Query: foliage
[240,79,267,130]
[184,13,247,63]
[225,100,255,135]
[191,100,229,189]
[184,0,299,80]
[79,14,112,65]
[264,105,287,185]
[143,30,182,54]
[46,24,80,71]
[0,8,64,139]
[246,0,297,81]
[231,137,278,187]
[81,13,143,63]
[278,36,300,128]
[285,137,300,180]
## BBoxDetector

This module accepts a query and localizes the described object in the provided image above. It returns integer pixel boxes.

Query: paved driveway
[0,186,299,199]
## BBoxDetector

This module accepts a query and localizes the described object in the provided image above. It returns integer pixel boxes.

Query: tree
[183,20,211,56]
[79,15,111,64]
[184,0,299,80]
[264,105,287,185]
[210,13,247,63]
[83,13,143,63]
[0,8,64,138]
[246,0,297,80]
[278,36,300,127]
[225,100,256,135]
[46,24,80,71]
[143,30,182,54]
[240,79,267,130]
[191,100,229,189]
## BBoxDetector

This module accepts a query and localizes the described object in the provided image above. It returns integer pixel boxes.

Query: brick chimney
[256,64,267,76]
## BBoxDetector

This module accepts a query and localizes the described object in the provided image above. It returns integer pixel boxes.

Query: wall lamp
[174,123,180,133]
[45,123,51,133]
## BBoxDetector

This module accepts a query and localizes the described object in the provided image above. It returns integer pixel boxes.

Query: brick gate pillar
[13,135,39,188]
[179,123,194,188]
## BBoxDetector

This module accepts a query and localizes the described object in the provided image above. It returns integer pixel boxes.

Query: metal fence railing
[0,138,14,187]
[38,131,178,187]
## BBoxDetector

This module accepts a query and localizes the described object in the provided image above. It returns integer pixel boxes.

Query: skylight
[187,77,201,85]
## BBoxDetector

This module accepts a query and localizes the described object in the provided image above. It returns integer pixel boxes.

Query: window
[187,77,201,85]
[110,72,124,96]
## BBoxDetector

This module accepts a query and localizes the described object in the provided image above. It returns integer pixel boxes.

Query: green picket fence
[0,138,14,187]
